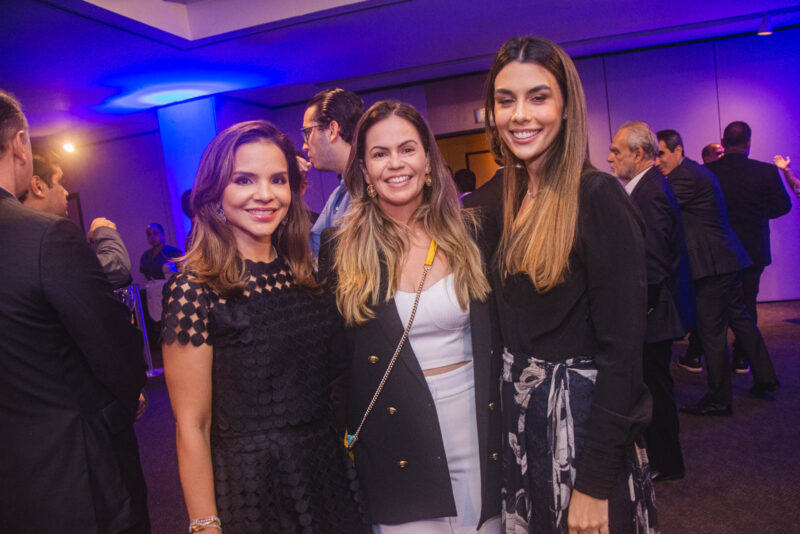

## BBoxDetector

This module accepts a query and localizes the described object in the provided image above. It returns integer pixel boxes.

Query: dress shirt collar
[0,184,19,201]
[624,165,652,195]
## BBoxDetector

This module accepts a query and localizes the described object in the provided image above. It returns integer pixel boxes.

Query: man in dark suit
[706,121,791,369]
[609,122,693,479]
[656,129,779,416]
[463,166,504,225]
[0,90,150,533]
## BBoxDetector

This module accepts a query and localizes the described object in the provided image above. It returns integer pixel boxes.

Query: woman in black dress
[479,37,658,533]
[162,120,363,534]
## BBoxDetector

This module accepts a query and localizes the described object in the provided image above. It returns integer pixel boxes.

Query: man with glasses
[302,88,364,256]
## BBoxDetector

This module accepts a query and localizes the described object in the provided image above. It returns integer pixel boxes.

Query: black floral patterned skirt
[500,351,658,534]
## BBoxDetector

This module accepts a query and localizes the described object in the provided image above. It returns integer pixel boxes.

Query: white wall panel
[425,73,487,135]
[604,42,721,163]
[575,57,613,173]
[61,132,174,286]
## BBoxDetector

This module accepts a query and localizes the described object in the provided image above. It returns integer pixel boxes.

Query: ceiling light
[758,14,773,36]
[63,143,75,153]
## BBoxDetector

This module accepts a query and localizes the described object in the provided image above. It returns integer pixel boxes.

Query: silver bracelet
[189,516,222,533]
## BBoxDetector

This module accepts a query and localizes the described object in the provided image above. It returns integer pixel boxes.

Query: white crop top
[394,273,472,370]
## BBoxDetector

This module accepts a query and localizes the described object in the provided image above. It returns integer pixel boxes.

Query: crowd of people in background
[0,31,795,534]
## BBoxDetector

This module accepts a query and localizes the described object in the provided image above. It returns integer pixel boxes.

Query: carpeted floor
[135,300,800,534]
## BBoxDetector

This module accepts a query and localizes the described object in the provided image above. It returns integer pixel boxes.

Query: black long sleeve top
[493,171,651,498]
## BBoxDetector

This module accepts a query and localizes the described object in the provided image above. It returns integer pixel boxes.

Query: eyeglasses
[300,123,328,144]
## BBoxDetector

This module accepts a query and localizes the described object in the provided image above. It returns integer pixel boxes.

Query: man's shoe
[750,380,780,398]
[732,359,750,374]
[650,470,685,482]
[678,354,703,373]
[680,399,732,416]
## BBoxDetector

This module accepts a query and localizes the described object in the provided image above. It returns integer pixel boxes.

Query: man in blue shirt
[302,88,364,256]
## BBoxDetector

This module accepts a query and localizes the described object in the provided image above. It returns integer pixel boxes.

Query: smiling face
[34,164,69,217]
[362,114,429,223]
[492,61,564,175]
[221,140,292,259]
[46,165,68,217]
[656,140,683,176]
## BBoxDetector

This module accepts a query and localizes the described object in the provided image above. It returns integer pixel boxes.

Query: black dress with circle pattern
[162,257,364,533]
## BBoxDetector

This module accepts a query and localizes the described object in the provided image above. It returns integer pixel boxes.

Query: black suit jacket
[318,221,502,527]
[705,153,791,267]
[463,167,504,230]
[629,167,695,342]
[666,158,751,279]
[0,189,149,533]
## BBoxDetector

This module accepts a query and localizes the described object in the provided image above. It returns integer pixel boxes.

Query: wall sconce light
[757,14,773,36]
[63,143,75,153]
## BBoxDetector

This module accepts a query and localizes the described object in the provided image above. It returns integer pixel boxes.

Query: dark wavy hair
[184,120,317,295]
[305,88,364,144]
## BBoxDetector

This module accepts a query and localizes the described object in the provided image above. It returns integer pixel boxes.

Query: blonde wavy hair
[484,36,594,292]
[182,120,318,296]
[333,100,490,325]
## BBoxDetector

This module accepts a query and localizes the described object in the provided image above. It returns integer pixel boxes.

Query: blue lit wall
[157,97,218,251]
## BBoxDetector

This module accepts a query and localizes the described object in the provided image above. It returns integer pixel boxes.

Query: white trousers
[373,361,501,534]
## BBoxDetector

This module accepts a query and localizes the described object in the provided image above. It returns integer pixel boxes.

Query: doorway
[436,130,499,189]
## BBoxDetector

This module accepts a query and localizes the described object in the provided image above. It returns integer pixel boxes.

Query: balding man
[706,121,791,371]
[656,128,779,416]
[701,143,724,164]
[0,90,150,533]
[608,121,693,479]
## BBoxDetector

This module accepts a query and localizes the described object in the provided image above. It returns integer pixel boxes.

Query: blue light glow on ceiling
[140,88,209,105]
[99,70,270,112]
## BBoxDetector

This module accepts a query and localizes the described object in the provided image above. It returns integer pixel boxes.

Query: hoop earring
[366,184,377,198]
[424,173,432,187]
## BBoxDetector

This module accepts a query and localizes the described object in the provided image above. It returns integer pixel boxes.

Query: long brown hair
[334,100,489,325]
[183,120,317,295]
[484,36,593,291]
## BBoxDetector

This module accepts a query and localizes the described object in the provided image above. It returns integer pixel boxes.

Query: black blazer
[463,167,504,230]
[0,189,149,533]
[318,222,502,527]
[666,158,751,279]
[629,167,695,342]
[706,153,791,267]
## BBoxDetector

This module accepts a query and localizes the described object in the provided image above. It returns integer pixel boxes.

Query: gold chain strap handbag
[344,240,438,453]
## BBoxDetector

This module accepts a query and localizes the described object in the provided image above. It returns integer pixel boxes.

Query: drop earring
[218,206,226,222]
[424,173,432,187]
[366,184,377,198]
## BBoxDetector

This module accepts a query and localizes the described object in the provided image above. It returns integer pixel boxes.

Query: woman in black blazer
[318,100,502,533]
[478,36,658,534]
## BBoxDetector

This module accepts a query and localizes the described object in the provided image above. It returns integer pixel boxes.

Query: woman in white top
[318,100,502,533]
